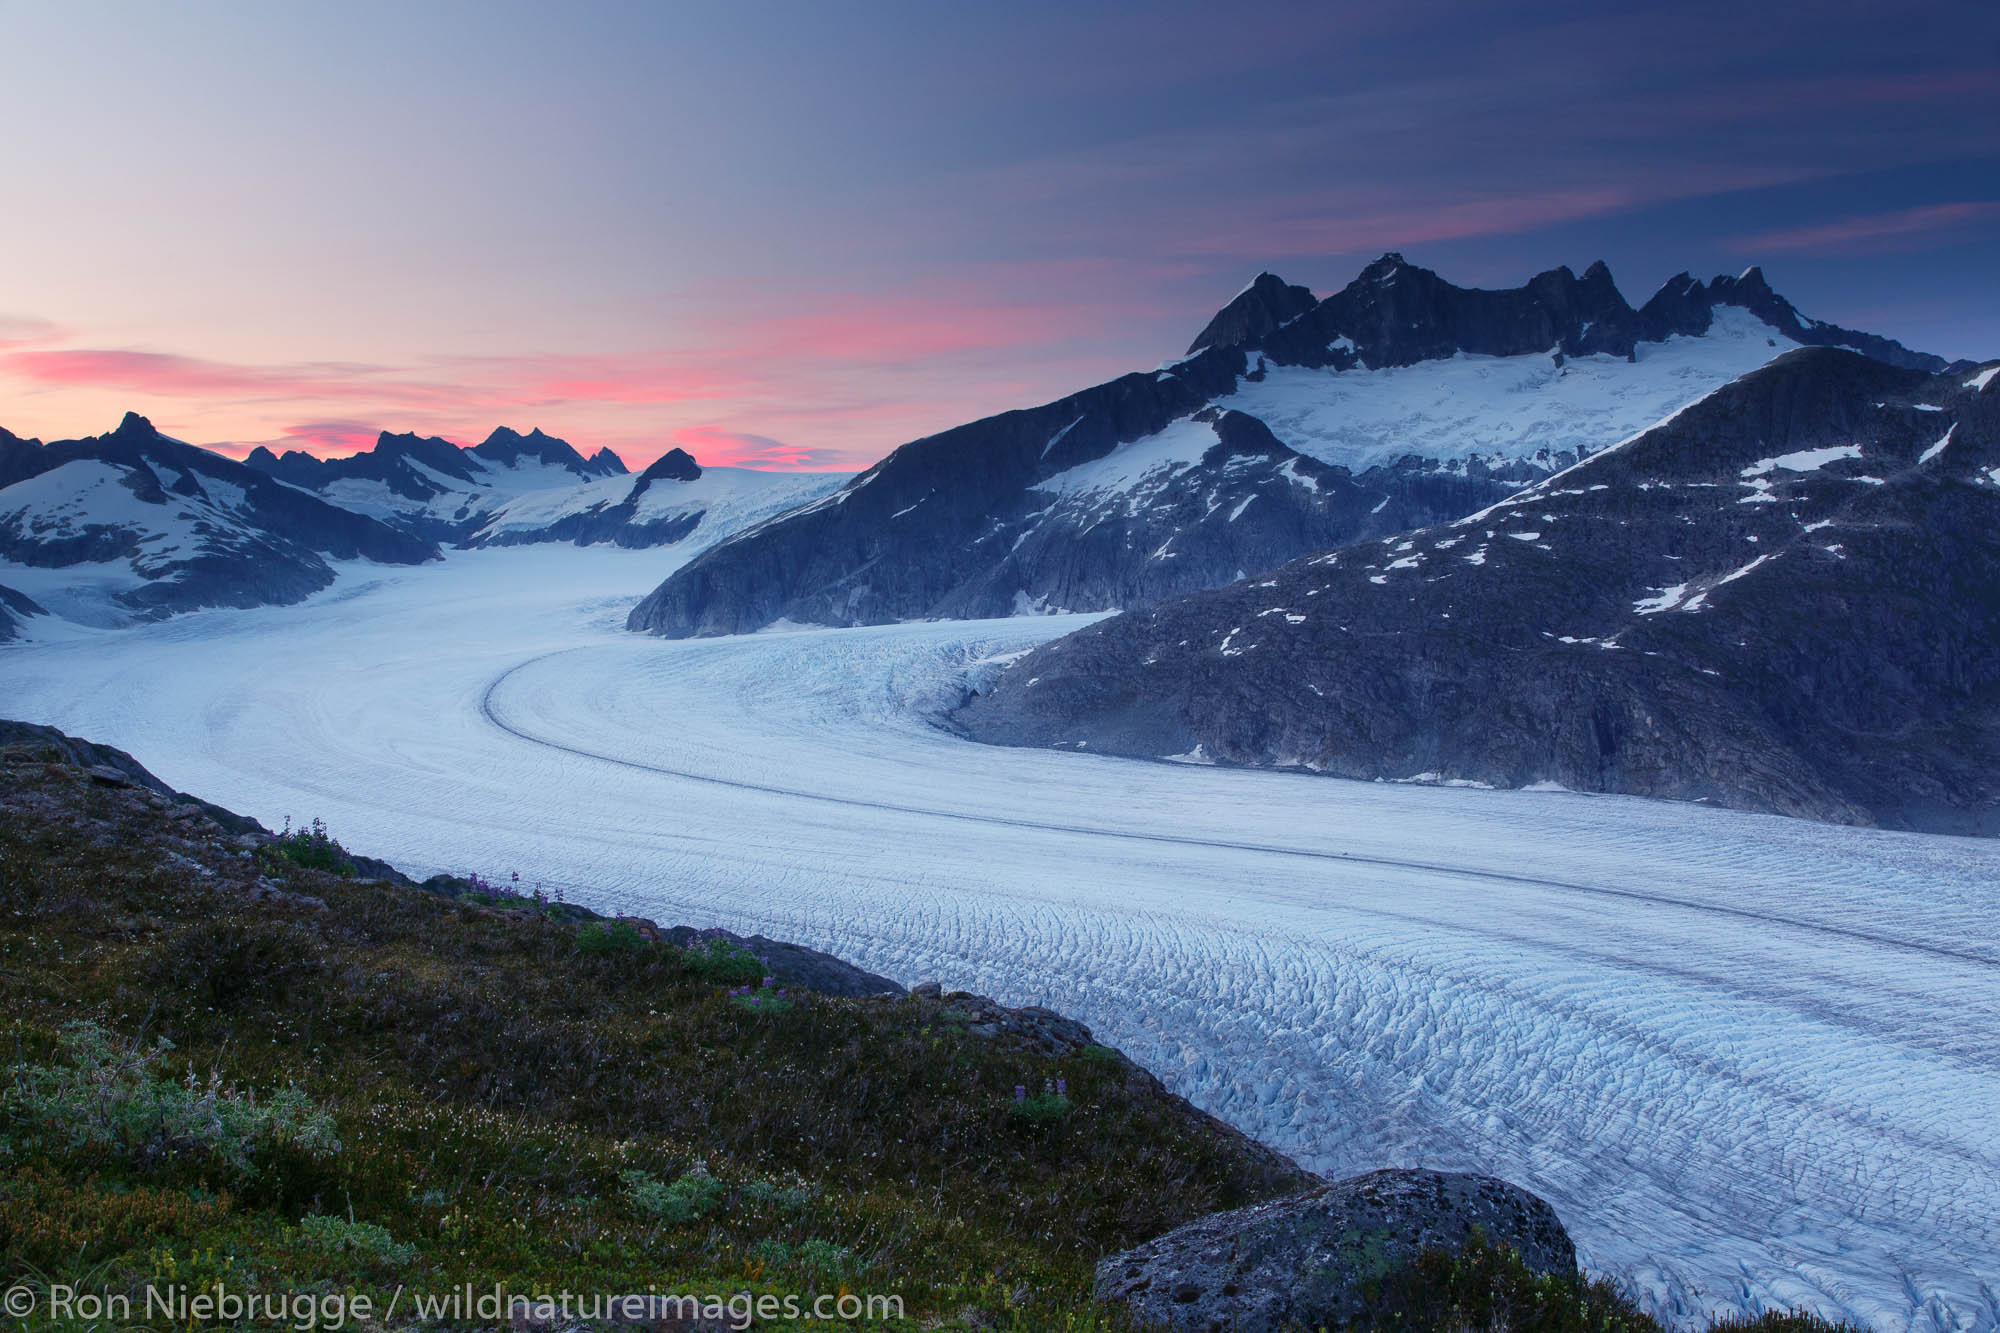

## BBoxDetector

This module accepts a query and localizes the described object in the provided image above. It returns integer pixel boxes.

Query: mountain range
[6,253,1994,831]
[957,351,2000,831]
[626,255,1948,637]
[0,413,436,630]
[0,418,845,631]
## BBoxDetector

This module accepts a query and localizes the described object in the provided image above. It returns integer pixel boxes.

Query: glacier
[0,546,1995,1332]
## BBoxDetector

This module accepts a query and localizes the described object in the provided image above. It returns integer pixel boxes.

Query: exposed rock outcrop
[1095,1168,1576,1333]
[959,351,2000,832]
[629,256,1943,638]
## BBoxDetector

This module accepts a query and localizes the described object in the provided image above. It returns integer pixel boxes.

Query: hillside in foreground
[0,723,1860,1331]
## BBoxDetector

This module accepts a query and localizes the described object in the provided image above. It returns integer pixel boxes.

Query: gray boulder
[1095,1168,1575,1333]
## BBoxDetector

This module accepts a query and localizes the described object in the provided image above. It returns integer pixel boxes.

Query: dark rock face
[1186,273,1319,355]
[470,426,626,478]
[248,429,485,506]
[0,583,45,642]
[0,413,439,622]
[959,352,2000,832]
[628,256,1942,638]
[1254,255,1946,373]
[634,447,702,486]
[1095,1168,1576,1333]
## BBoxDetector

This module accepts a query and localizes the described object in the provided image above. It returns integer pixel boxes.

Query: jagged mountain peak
[1186,271,1318,355]
[636,447,702,484]
[372,429,481,480]
[627,251,1953,641]
[472,426,628,479]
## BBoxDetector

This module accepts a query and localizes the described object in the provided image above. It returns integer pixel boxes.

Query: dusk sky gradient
[2,0,1996,470]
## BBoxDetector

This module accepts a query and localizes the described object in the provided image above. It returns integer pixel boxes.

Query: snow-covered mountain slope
[959,350,2000,832]
[247,428,846,554]
[463,448,850,550]
[245,425,630,544]
[0,413,437,628]
[1219,305,1801,473]
[629,255,1945,637]
[0,548,1994,1332]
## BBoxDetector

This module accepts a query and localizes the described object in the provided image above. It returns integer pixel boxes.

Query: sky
[1,0,1995,472]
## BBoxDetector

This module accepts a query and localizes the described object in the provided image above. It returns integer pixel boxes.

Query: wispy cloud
[0,315,67,352]
[668,426,850,470]
[2,348,422,403]
[1731,202,2000,256]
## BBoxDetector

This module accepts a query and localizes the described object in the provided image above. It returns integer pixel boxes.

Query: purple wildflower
[1013,1085,1027,1101]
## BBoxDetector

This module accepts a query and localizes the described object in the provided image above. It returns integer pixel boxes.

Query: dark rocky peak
[1357,251,1411,281]
[471,426,592,473]
[0,426,48,489]
[244,445,280,469]
[1634,271,1715,338]
[1707,265,1802,330]
[111,411,162,442]
[374,430,483,482]
[626,447,702,501]
[1259,254,1646,369]
[587,446,628,476]
[1695,266,1944,372]
[1186,272,1319,355]
[637,448,701,483]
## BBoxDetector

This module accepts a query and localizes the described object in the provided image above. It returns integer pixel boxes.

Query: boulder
[1095,1168,1574,1333]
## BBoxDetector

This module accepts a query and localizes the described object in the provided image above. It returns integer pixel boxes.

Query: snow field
[0,548,1995,1333]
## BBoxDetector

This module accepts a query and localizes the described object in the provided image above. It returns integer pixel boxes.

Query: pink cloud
[1731,202,2000,256]
[0,274,1177,473]
[0,315,66,352]
[203,420,389,461]
[1,348,427,403]
[667,426,852,470]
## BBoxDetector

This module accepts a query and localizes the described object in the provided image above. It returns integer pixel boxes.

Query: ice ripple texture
[1,548,1995,1332]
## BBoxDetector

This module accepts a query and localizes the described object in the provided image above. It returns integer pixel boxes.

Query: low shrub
[2,1022,339,1183]
[742,1178,810,1213]
[682,937,765,985]
[621,1166,725,1225]
[1008,1079,1072,1124]
[576,920,648,956]
[298,1213,417,1266]
[265,817,354,877]
[727,979,795,1015]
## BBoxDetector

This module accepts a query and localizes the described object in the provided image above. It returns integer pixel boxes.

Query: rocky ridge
[628,255,1943,638]
[958,352,2000,831]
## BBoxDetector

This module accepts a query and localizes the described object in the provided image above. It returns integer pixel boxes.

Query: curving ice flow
[1,547,1996,1332]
